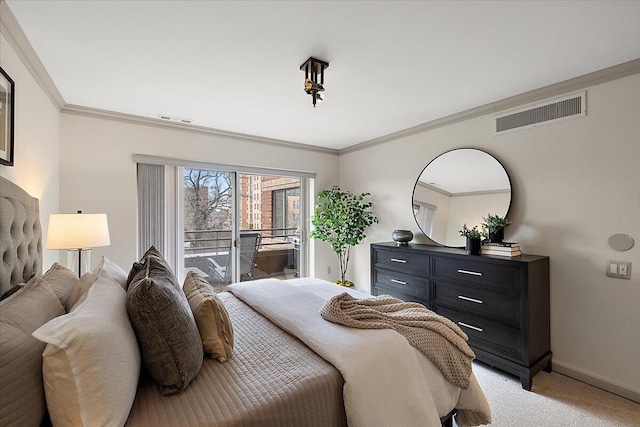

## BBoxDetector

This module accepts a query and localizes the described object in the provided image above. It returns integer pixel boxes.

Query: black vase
[488,228,504,243]
[465,237,481,255]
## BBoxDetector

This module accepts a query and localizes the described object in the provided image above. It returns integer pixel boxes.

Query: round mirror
[412,148,511,247]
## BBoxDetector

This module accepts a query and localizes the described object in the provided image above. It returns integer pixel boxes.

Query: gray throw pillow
[127,255,203,395]
[126,245,172,288]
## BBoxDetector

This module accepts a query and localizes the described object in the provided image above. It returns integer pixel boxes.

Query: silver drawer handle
[457,269,482,276]
[391,279,407,285]
[458,322,483,332]
[390,258,407,264]
[458,295,483,304]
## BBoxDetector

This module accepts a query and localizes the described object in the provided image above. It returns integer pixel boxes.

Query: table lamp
[46,211,111,277]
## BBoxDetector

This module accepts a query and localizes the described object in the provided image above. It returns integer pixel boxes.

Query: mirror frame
[412,148,512,247]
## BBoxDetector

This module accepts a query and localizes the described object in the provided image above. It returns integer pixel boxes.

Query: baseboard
[553,361,640,403]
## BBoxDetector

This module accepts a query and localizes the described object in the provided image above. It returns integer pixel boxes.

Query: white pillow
[32,277,141,427]
[67,256,128,310]
[95,255,128,289]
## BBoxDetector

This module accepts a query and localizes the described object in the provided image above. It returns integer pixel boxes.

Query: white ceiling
[6,0,640,150]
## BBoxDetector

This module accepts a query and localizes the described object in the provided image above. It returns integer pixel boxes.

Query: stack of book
[481,242,522,257]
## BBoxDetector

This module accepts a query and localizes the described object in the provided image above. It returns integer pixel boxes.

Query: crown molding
[61,104,339,155]
[0,0,65,109]
[340,58,640,155]
[417,181,509,198]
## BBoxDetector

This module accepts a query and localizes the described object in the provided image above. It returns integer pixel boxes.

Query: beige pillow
[66,270,99,311]
[183,272,234,362]
[42,262,79,310]
[127,254,203,395]
[0,276,65,427]
[32,277,141,427]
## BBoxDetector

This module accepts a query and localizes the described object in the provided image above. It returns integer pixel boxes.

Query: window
[272,187,300,234]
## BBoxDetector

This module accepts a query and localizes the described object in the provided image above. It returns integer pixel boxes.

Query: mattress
[126,292,347,427]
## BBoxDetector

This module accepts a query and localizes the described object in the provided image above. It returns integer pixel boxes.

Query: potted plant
[459,224,482,255]
[310,186,378,287]
[481,213,512,243]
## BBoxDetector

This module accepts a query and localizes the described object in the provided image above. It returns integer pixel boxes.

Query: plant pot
[488,228,504,243]
[334,280,354,287]
[465,237,481,255]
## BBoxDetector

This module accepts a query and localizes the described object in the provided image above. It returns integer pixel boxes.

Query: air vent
[158,114,193,124]
[495,92,586,134]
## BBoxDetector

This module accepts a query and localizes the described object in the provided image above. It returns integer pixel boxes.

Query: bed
[0,176,491,427]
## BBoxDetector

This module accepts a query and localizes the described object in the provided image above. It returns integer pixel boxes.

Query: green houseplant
[481,213,512,243]
[459,224,482,255]
[310,186,378,286]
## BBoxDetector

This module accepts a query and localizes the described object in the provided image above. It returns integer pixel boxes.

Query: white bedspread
[228,278,491,427]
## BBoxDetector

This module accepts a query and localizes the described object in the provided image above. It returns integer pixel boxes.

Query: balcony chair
[208,232,261,284]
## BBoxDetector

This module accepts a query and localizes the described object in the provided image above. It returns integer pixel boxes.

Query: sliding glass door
[182,168,302,290]
[183,168,234,290]
[238,174,301,281]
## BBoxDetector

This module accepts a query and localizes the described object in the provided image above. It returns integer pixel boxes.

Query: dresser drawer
[436,306,522,363]
[433,280,520,325]
[374,269,430,300]
[374,249,430,275]
[373,285,430,308]
[432,257,520,294]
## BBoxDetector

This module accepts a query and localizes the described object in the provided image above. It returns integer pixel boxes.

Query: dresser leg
[520,371,533,391]
[543,359,553,373]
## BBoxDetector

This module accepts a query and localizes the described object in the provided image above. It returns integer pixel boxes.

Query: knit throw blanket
[320,292,475,389]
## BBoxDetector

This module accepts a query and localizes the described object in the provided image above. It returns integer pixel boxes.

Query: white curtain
[137,163,165,255]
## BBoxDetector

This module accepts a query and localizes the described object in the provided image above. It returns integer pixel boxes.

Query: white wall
[339,74,640,399]
[59,113,340,279]
[0,32,60,268]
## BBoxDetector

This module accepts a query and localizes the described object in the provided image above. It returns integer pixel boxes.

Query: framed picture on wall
[0,66,15,166]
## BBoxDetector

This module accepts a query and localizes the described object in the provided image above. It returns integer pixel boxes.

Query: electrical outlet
[327,266,331,275]
[607,261,632,279]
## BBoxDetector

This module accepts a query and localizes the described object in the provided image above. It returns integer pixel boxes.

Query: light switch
[607,261,632,279]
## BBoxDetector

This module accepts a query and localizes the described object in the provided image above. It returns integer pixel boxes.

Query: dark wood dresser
[370,242,551,390]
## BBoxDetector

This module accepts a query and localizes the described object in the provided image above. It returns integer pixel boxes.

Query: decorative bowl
[392,230,413,246]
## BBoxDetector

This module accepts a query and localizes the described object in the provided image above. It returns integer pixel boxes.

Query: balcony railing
[184,227,299,256]
[184,227,300,288]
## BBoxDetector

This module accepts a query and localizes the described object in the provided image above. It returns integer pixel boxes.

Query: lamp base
[66,249,92,278]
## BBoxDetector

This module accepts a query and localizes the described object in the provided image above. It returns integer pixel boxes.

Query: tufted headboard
[0,176,43,295]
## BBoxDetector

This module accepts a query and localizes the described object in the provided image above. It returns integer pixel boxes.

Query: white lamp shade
[46,213,111,250]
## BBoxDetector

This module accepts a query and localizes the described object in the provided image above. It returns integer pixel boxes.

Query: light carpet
[463,362,640,426]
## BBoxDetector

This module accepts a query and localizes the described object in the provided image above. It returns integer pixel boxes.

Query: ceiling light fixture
[300,57,329,107]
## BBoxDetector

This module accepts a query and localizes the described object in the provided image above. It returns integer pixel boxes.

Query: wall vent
[494,91,586,134]
[158,114,193,124]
